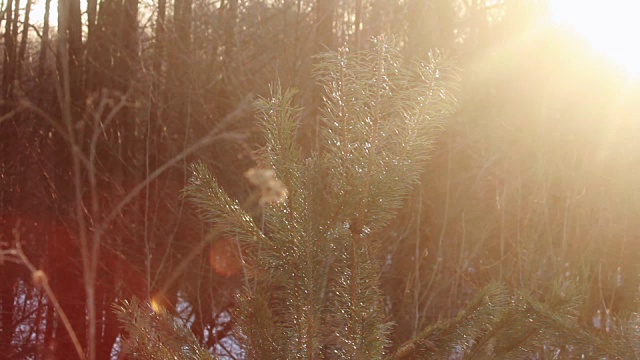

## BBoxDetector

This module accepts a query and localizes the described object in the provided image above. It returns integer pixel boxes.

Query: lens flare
[209,238,243,277]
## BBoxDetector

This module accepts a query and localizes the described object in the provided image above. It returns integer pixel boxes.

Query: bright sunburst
[549,0,640,76]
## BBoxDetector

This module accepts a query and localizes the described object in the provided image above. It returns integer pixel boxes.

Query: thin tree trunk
[10,0,19,55]
[0,266,16,355]
[41,298,55,358]
[84,0,97,91]
[354,0,362,50]
[308,0,335,151]
[2,0,16,99]
[17,0,32,81]
[120,0,138,85]
[315,0,334,51]
[57,0,92,357]
[59,0,84,102]
[37,0,50,81]
[149,0,166,128]
[86,0,97,37]
[223,0,236,61]
[165,0,192,137]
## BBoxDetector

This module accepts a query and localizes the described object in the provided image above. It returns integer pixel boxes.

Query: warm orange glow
[209,238,243,277]
[150,291,170,314]
[150,296,165,314]
[549,0,640,76]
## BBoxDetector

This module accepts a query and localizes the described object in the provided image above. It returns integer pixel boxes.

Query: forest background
[1,0,639,358]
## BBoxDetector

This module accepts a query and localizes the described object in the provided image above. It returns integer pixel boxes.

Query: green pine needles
[114,39,639,359]
[186,39,458,359]
[114,298,217,360]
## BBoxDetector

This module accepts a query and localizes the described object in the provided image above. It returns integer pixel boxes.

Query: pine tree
[114,39,639,359]
[185,38,457,359]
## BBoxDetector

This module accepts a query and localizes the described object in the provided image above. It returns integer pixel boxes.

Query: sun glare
[29,0,58,26]
[549,0,640,77]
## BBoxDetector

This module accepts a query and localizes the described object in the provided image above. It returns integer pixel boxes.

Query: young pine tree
[183,39,457,359]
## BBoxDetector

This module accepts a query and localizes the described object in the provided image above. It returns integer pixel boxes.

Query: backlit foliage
[185,38,458,359]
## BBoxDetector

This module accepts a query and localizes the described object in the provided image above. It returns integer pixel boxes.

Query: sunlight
[29,0,58,26]
[549,0,640,77]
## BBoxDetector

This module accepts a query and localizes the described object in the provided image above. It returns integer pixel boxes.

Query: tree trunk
[307,0,335,151]
[0,264,17,356]
[37,0,51,81]
[149,0,166,136]
[17,0,32,82]
[354,0,362,50]
[222,0,236,62]
[83,0,97,92]
[41,300,55,359]
[315,0,334,51]
[118,0,138,87]
[58,0,85,104]
[2,0,16,99]
[164,0,192,151]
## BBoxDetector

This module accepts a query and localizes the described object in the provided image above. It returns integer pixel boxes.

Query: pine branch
[255,83,304,194]
[184,162,266,248]
[114,298,217,360]
[387,282,510,360]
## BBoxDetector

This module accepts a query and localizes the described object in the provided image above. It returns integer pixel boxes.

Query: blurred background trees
[1,0,639,358]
